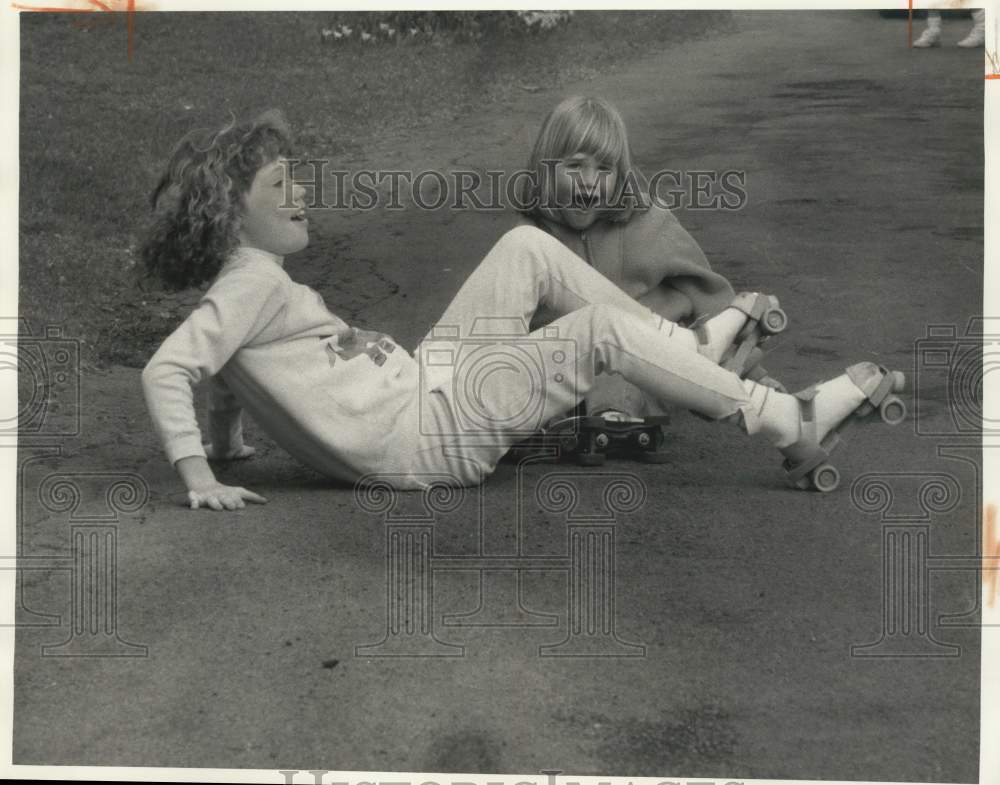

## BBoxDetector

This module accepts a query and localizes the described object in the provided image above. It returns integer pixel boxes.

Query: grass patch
[19,10,733,367]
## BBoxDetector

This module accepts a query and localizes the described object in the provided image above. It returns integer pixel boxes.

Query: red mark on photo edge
[986,503,1000,608]
[987,44,1000,79]
[985,6,1000,78]
[988,34,1000,78]
[12,0,140,60]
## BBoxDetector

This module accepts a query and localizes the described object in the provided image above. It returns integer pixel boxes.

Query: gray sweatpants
[407,226,753,486]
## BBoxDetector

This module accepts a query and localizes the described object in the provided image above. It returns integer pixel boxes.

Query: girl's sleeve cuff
[165,435,207,466]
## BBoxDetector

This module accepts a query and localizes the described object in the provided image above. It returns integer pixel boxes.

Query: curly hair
[141,109,294,290]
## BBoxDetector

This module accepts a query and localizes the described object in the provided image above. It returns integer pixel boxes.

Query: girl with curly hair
[142,109,296,289]
[141,110,906,510]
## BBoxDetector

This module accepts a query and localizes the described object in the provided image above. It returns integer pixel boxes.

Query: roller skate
[546,409,672,466]
[780,362,907,492]
[695,292,789,386]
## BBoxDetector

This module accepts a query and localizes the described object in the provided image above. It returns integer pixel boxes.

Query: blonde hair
[517,96,648,224]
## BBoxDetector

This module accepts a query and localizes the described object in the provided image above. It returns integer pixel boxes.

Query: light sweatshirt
[141,246,422,486]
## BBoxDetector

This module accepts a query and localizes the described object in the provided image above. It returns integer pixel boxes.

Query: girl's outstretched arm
[142,259,287,511]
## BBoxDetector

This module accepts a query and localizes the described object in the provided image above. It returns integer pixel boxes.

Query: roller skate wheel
[578,452,606,466]
[811,463,841,493]
[595,432,610,449]
[761,306,788,335]
[637,432,651,447]
[890,370,906,393]
[879,395,907,426]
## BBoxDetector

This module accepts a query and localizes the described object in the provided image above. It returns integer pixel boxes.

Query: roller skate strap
[741,348,766,374]
[847,363,895,407]
[722,341,747,371]
[739,293,769,320]
[746,363,787,393]
[782,387,832,485]
[723,342,770,377]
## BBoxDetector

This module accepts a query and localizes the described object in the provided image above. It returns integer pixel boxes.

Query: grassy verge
[19,10,733,367]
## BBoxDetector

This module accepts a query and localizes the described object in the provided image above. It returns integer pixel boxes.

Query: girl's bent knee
[496,225,551,255]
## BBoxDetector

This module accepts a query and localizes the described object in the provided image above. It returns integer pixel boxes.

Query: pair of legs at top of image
[913,9,986,48]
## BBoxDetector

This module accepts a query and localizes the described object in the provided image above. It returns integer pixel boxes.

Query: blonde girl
[516,96,785,419]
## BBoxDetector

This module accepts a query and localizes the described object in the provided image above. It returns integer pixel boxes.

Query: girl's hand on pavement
[186,483,267,511]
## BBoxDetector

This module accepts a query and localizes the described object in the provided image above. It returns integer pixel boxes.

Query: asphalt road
[14,10,985,782]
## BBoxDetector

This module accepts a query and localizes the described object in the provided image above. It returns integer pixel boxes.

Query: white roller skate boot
[778,362,907,492]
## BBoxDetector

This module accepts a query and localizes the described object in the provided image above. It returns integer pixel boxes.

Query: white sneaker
[912,27,941,48]
[957,27,985,48]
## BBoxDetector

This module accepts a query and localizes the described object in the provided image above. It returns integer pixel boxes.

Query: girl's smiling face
[551,151,617,231]
[238,157,309,256]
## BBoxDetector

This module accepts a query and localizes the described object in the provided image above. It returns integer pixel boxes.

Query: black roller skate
[543,407,671,466]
